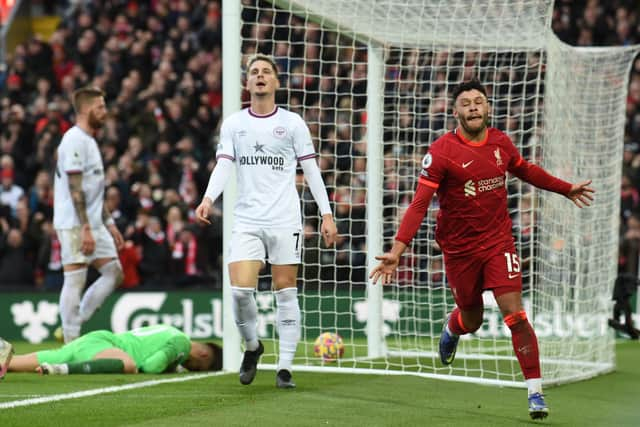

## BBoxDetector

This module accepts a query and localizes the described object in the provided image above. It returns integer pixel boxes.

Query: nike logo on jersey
[508,273,519,279]
[462,160,474,168]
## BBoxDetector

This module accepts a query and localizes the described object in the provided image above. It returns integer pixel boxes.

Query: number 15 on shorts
[504,252,520,279]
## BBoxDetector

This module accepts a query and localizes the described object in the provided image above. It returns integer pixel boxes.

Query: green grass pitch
[0,341,638,426]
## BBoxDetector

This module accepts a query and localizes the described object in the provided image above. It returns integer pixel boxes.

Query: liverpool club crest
[494,148,503,166]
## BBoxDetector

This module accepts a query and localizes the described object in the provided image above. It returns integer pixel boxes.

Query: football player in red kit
[369,79,594,420]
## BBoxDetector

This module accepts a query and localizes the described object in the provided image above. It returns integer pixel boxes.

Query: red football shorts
[444,241,522,311]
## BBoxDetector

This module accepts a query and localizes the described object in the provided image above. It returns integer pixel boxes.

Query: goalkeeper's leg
[8,341,84,373]
[0,338,14,379]
[6,352,37,373]
[34,338,137,375]
[38,359,125,375]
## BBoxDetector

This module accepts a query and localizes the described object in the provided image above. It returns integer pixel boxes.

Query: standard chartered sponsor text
[476,176,505,192]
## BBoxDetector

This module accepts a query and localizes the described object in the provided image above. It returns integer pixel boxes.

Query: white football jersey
[53,126,105,229]
[217,107,317,229]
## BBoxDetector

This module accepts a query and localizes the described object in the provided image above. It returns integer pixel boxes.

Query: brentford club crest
[273,126,287,138]
[494,148,503,166]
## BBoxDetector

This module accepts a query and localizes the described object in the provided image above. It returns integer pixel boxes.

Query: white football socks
[231,286,259,351]
[275,287,301,372]
[59,268,87,343]
[445,324,459,338]
[526,378,543,396]
[79,260,123,323]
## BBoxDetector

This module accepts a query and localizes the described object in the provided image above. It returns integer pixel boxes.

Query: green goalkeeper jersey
[115,325,191,374]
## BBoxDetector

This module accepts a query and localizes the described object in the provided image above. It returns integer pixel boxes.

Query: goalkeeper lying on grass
[1,324,222,376]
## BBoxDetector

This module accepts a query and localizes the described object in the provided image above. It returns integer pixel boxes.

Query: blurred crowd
[0,0,224,289]
[555,1,640,279]
[0,0,639,290]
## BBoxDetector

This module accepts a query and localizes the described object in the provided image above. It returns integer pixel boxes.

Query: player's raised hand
[567,179,595,208]
[195,198,213,225]
[321,214,338,247]
[369,253,401,285]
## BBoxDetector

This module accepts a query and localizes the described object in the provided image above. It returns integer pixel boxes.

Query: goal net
[225,0,639,386]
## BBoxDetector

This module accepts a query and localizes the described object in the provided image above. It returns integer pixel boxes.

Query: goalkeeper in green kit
[2,324,222,376]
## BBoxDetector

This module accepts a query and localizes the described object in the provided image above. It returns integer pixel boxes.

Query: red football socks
[504,310,541,379]
[447,307,471,336]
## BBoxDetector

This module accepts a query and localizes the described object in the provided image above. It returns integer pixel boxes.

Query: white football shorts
[57,224,118,266]
[228,228,302,265]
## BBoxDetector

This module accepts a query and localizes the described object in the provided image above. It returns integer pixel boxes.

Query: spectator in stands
[0,223,32,286]
[610,213,640,339]
[35,219,63,291]
[104,185,129,233]
[134,212,169,287]
[0,168,24,218]
[35,101,71,135]
[171,225,204,287]
[28,170,54,219]
[1,105,34,180]
[165,204,185,249]
[0,0,637,293]
[118,239,141,289]
[621,173,639,231]
[622,141,640,187]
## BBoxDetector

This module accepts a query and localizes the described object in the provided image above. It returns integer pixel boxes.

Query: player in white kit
[196,54,337,388]
[54,87,124,343]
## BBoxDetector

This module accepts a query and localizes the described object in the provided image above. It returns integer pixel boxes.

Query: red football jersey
[419,127,523,256]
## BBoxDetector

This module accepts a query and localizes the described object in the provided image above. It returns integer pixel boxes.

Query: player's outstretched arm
[509,159,595,208]
[369,241,407,285]
[370,181,436,285]
[196,158,234,225]
[566,179,595,208]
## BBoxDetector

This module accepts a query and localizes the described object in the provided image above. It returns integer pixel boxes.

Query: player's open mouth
[256,82,266,87]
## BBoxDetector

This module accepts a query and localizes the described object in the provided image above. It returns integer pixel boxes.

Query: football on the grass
[314,332,345,361]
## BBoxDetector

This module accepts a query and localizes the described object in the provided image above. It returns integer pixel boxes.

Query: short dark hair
[206,342,223,371]
[72,86,105,113]
[246,53,279,77]
[451,79,488,104]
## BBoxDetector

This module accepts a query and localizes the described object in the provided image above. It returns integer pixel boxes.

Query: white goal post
[221,0,640,387]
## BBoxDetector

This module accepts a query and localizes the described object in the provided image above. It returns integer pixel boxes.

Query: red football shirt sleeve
[509,158,572,196]
[395,182,437,245]
[395,141,445,245]
[419,141,447,187]
[501,132,572,196]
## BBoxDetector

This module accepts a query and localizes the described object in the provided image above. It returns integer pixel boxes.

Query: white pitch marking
[0,372,224,409]
[0,394,43,398]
